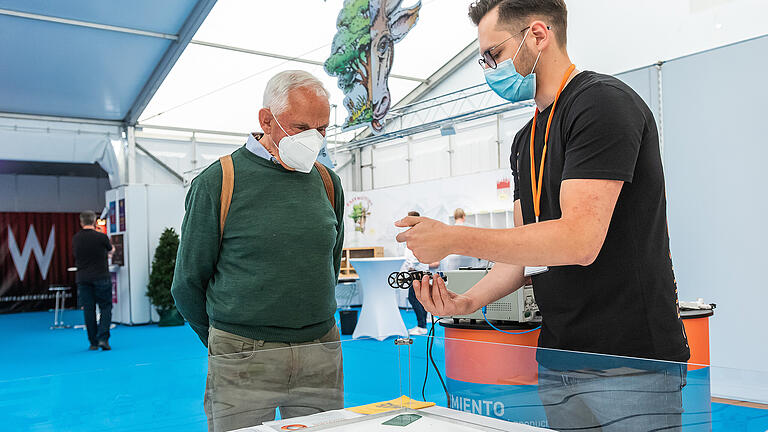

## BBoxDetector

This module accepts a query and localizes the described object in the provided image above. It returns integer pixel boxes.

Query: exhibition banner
[0,212,79,313]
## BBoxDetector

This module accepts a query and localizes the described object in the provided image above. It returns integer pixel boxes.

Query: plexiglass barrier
[3,326,767,431]
[405,331,768,432]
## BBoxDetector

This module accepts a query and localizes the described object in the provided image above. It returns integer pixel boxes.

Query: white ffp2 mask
[272,115,325,174]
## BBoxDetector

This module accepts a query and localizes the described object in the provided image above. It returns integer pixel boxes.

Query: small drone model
[387,271,448,289]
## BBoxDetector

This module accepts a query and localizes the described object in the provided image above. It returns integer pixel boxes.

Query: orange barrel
[442,321,540,385]
[681,309,713,370]
[442,311,713,428]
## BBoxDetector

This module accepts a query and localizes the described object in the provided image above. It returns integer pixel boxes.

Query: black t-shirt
[72,229,112,283]
[510,71,690,362]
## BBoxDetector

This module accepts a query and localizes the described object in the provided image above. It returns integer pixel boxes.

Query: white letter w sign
[8,225,55,281]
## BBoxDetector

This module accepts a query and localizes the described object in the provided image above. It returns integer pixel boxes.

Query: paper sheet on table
[346,396,435,414]
[261,409,362,431]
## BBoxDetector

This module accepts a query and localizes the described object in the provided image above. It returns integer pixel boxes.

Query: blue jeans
[537,363,686,431]
[407,286,427,328]
[77,278,113,345]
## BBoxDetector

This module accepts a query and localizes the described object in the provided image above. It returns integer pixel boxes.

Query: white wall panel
[361,146,373,190]
[345,168,514,256]
[333,152,355,194]
[499,111,536,172]
[451,121,499,176]
[410,134,450,183]
[659,35,768,401]
[196,141,241,169]
[372,143,409,189]
[135,153,182,185]
[134,137,241,185]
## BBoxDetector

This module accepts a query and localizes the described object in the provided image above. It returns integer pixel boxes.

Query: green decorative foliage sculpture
[325,0,421,133]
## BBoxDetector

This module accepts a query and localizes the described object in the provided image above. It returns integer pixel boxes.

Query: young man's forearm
[450,218,600,268]
[463,263,527,313]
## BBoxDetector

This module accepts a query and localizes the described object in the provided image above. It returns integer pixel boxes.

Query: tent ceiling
[138,0,478,133]
[0,0,216,123]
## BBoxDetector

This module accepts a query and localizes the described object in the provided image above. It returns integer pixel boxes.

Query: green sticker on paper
[382,414,422,427]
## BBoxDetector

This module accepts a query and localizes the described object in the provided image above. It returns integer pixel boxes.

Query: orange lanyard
[529,64,576,222]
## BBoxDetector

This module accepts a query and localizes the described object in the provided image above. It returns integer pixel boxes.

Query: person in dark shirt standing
[73,210,114,351]
[395,1,690,429]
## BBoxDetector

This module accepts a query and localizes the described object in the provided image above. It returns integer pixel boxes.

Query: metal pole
[352,149,363,192]
[406,137,413,185]
[189,40,427,83]
[448,134,455,177]
[655,62,665,164]
[191,131,198,171]
[496,114,502,169]
[332,104,339,165]
[0,8,178,40]
[127,126,137,184]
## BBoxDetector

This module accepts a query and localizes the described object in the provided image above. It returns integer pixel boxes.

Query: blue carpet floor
[0,310,765,431]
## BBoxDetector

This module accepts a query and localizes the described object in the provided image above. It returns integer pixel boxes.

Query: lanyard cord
[529,63,576,222]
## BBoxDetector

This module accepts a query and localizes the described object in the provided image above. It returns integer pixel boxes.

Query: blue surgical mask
[484,29,541,102]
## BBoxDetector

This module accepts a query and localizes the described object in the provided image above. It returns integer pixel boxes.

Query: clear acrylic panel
[3,328,767,431]
[405,331,768,432]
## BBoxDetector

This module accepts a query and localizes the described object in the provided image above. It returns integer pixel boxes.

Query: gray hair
[263,70,331,115]
[80,210,97,226]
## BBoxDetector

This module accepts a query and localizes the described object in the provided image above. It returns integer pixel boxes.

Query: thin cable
[421,317,432,402]
[482,307,541,335]
[140,42,331,122]
[428,315,450,407]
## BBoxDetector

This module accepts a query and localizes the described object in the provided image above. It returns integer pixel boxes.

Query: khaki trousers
[204,325,344,432]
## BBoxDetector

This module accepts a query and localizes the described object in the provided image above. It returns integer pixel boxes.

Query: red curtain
[0,212,80,313]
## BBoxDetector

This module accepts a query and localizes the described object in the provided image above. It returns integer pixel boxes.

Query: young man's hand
[395,216,454,263]
[413,274,474,317]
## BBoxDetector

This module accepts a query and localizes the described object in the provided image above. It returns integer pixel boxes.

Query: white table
[242,406,551,431]
[349,257,407,341]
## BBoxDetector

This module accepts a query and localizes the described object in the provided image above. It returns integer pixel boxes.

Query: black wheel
[397,272,413,289]
[387,272,400,288]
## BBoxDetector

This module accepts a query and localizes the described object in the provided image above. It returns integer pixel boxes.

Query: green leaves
[348,202,365,220]
[325,0,372,92]
[147,227,180,311]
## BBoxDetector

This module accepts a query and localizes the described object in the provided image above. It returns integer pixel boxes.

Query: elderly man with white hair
[171,70,345,431]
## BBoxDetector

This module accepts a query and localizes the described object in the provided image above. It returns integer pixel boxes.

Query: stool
[49,285,72,329]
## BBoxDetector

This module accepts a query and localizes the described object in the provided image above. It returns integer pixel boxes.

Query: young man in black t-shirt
[395,0,689,429]
[72,210,114,351]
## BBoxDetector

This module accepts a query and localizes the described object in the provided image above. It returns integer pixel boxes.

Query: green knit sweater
[171,146,344,346]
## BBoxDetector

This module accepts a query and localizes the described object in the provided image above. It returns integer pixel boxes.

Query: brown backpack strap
[219,155,234,243]
[314,161,335,209]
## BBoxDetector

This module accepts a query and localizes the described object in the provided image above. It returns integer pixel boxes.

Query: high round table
[348,257,407,341]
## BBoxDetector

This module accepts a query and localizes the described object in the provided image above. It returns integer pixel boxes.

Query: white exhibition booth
[106,184,185,325]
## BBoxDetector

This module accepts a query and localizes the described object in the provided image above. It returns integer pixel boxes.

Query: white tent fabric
[138,0,477,133]
[137,0,768,137]
[0,119,122,187]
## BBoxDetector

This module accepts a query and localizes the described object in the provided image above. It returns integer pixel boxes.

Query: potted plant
[147,228,184,326]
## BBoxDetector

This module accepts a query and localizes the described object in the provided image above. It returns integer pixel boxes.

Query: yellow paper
[346,396,435,414]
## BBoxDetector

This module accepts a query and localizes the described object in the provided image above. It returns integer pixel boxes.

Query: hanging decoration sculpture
[325,0,421,134]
